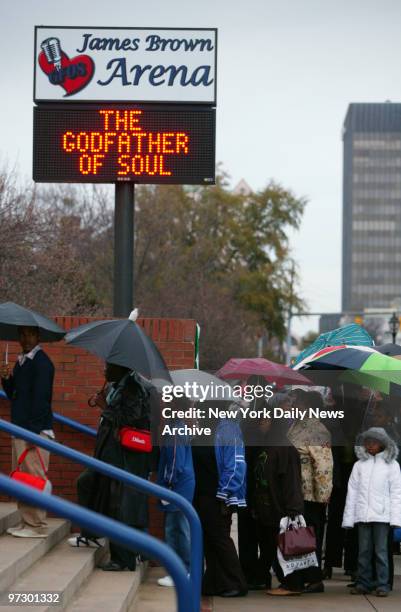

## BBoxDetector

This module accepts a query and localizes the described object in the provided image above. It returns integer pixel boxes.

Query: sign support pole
[113,183,134,317]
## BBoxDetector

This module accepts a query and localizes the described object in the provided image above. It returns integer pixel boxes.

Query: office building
[342,102,401,312]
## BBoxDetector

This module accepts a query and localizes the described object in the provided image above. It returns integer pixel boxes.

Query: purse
[278,517,317,559]
[10,447,50,492]
[119,427,152,453]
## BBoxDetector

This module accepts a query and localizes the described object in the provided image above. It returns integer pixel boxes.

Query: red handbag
[278,519,317,559]
[119,427,152,453]
[10,447,50,492]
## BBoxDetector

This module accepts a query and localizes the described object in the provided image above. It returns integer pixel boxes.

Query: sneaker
[6,524,24,535]
[12,528,48,538]
[158,575,174,587]
[376,590,389,597]
[68,535,105,548]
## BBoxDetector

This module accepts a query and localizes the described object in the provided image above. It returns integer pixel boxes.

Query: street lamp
[389,312,399,344]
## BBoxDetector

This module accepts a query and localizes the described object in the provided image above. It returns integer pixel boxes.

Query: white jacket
[342,428,401,528]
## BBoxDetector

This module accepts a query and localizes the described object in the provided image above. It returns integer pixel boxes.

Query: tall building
[342,102,401,311]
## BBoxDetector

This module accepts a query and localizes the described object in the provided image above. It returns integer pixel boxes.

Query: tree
[0,171,113,315]
[299,330,319,350]
[0,166,306,370]
[133,175,306,368]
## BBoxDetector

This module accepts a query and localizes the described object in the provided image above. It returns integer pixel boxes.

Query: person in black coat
[1,326,55,537]
[238,376,269,590]
[68,362,152,570]
[251,394,305,594]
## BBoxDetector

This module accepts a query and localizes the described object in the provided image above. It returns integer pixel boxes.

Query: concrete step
[65,562,145,612]
[132,567,177,612]
[0,503,21,535]
[0,519,69,594]
[0,537,108,612]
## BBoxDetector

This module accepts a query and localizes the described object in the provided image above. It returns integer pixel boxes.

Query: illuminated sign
[33,105,216,184]
[34,27,217,104]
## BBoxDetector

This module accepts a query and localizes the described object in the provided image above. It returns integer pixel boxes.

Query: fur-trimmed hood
[355,427,399,463]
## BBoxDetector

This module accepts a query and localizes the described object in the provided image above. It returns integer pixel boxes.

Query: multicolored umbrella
[293,323,374,366]
[293,344,401,395]
[216,357,311,386]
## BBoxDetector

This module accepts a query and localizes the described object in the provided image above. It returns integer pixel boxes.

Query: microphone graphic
[40,37,62,71]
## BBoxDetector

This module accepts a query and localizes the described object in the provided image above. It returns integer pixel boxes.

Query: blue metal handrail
[0,419,202,611]
[0,474,192,612]
[53,412,97,437]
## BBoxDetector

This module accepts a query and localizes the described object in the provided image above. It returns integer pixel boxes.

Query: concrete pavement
[135,517,401,611]
[135,564,401,612]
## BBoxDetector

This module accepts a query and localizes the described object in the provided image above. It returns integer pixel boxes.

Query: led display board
[33,104,216,184]
[34,27,217,104]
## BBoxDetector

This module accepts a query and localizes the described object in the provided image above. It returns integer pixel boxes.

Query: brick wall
[0,316,196,539]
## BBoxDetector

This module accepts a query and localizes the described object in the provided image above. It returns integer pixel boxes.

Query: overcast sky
[2,0,401,336]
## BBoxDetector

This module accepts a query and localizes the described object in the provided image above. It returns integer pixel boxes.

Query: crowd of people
[156,384,401,598]
[2,326,401,598]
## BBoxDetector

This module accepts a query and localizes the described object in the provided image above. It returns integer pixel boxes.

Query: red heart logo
[38,51,95,97]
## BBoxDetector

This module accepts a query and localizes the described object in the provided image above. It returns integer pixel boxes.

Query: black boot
[100,561,134,571]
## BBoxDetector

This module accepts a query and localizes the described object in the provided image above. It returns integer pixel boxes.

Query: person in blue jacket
[192,405,248,598]
[215,419,247,508]
[157,404,195,588]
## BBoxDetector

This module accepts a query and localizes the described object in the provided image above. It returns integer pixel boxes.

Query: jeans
[357,523,390,592]
[165,511,191,571]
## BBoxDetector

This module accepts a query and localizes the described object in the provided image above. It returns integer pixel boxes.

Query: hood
[355,427,399,463]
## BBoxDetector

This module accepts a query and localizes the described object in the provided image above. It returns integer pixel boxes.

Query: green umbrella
[293,344,401,396]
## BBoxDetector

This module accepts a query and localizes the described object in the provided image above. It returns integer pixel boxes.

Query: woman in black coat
[252,393,305,595]
[69,363,152,571]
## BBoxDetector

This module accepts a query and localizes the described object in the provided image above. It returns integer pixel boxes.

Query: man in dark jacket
[1,326,55,537]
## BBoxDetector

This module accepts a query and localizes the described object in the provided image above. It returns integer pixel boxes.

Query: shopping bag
[276,515,318,576]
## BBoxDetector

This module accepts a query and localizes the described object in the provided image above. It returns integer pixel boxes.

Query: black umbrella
[0,302,65,342]
[375,343,401,358]
[65,312,171,381]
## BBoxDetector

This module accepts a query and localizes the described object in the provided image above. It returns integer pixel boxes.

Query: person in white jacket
[342,427,401,597]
